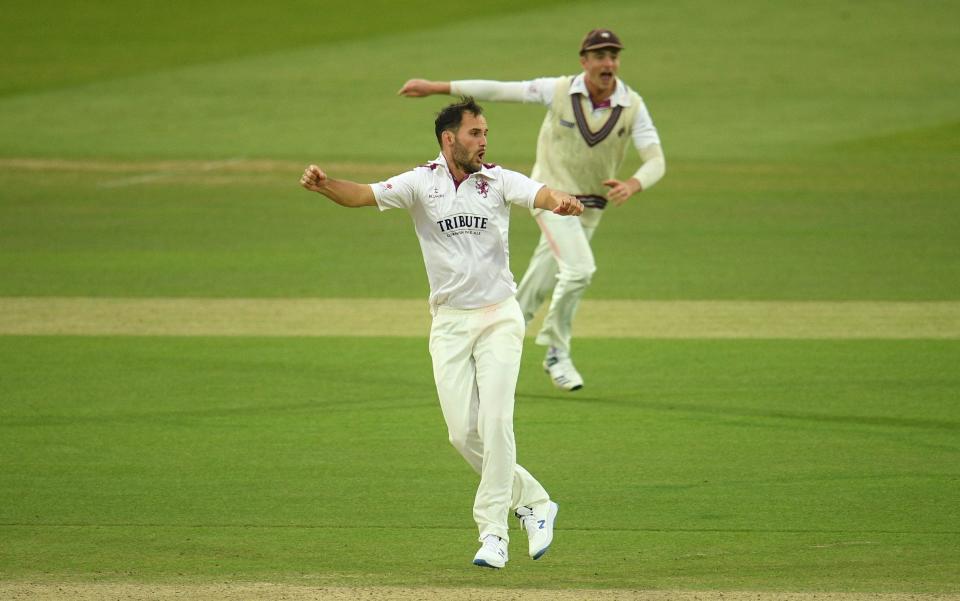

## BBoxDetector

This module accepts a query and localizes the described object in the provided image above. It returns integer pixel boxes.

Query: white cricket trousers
[516,207,603,355]
[429,296,550,542]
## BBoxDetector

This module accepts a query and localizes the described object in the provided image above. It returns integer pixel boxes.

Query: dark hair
[434,96,484,147]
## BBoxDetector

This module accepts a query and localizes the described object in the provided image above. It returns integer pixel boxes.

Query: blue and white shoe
[543,350,584,391]
[472,534,508,569]
[516,501,559,559]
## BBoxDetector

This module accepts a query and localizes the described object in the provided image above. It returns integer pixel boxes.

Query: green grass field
[2,337,958,591]
[1,0,959,596]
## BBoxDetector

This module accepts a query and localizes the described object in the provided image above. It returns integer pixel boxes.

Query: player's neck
[442,151,469,185]
[585,80,616,105]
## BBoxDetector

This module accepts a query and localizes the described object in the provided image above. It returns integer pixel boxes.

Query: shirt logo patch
[436,213,489,237]
[475,179,490,198]
[427,187,443,200]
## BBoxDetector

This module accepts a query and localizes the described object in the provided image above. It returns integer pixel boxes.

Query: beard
[452,140,481,174]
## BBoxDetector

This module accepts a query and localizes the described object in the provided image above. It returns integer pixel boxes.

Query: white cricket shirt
[371,153,544,311]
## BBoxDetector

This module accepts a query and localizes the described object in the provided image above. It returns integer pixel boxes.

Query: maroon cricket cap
[579,29,624,54]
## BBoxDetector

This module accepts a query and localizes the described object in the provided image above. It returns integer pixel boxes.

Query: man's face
[450,112,488,174]
[580,48,620,95]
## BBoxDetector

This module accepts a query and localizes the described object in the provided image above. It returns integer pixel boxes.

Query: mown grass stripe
[2,298,958,338]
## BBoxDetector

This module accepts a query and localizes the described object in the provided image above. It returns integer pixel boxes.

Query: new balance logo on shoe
[515,501,559,560]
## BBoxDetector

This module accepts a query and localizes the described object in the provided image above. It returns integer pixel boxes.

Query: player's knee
[557,262,596,285]
[480,413,514,437]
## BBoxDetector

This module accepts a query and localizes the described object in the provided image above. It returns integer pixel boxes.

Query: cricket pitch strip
[2,583,959,601]
[2,298,959,339]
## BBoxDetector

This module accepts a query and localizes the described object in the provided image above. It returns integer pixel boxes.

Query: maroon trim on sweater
[571,93,623,147]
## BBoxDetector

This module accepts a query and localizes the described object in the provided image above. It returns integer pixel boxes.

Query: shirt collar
[569,73,631,108]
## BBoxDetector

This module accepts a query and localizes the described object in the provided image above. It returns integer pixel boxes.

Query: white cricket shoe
[543,352,584,391]
[515,501,559,559]
[472,534,508,569]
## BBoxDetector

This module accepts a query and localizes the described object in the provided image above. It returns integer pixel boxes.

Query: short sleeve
[371,169,419,211]
[499,169,544,210]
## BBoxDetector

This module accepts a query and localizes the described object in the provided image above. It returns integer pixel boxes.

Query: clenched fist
[553,194,583,216]
[300,165,327,192]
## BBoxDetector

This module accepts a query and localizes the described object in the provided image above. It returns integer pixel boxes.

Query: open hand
[603,178,641,206]
[397,79,441,97]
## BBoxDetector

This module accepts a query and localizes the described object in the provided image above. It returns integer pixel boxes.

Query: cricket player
[398,28,666,392]
[300,98,581,569]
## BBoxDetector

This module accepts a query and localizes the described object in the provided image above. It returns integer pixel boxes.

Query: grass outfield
[1,158,958,300]
[1,0,959,596]
[2,336,958,591]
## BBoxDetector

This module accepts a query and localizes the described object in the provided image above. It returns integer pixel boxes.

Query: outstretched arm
[534,186,584,216]
[398,79,531,103]
[396,79,451,97]
[300,165,377,208]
